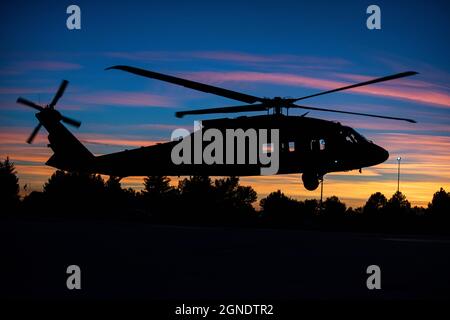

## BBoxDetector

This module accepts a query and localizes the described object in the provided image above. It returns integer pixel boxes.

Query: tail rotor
[17,80,81,144]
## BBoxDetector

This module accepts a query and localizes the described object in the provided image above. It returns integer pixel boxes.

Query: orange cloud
[0,129,48,145]
[241,175,448,208]
[2,128,448,208]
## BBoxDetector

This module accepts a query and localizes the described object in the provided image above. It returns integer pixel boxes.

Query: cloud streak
[180,71,450,108]
[0,60,82,75]
[103,50,351,67]
[72,91,176,108]
[0,87,55,95]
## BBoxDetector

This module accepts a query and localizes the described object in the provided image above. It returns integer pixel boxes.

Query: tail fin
[39,113,94,172]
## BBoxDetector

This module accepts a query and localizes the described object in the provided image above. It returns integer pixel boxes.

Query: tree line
[1,157,449,232]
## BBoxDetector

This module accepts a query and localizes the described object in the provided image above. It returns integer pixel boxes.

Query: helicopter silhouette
[17,66,417,190]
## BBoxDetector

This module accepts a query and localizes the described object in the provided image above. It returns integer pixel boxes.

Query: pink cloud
[81,122,186,132]
[0,128,164,159]
[0,128,47,145]
[19,61,82,71]
[133,123,190,131]
[78,136,162,148]
[75,132,165,149]
[375,133,450,155]
[104,51,180,62]
[73,91,176,108]
[0,94,83,113]
[0,61,82,75]
[333,72,446,90]
[183,71,450,108]
[103,50,350,67]
[0,101,21,110]
[344,119,450,133]
[375,55,450,86]
[192,51,276,63]
[0,87,55,95]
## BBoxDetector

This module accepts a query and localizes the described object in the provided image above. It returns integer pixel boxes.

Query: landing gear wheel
[302,172,320,191]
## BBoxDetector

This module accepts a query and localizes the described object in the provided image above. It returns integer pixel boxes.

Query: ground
[3,219,450,300]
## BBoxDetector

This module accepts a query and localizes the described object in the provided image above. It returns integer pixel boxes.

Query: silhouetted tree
[301,199,319,216]
[322,196,346,215]
[428,188,450,223]
[105,176,123,195]
[7,158,450,233]
[178,175,212,194]
[0,157,20,211]
[411,206,426,217]
[385,191,411,218]
[44,170,105,194]
[142,176,178,217]
[319,196,347,226]
[177,176,215,221]
[104,176,140,214]
[260,190,302,225]
[22,191,45,212]
[348,207,363,215]
[214,176,257,217]
[43,170,106,215]
[363,192,387,216]
[143,176,174,197]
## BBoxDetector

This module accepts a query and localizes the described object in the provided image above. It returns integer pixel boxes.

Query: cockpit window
[345,133,357,143]
[340,127,368,143]
[353,130,368,142]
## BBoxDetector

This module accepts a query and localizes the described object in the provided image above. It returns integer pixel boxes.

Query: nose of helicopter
[366,143,389,166]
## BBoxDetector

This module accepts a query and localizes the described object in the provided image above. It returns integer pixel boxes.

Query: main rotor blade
[61,115,81,128]
[17,97,44,111]
[27,123,42,144]
[175,103,267,118]
[106,65,263,104]
[289,104,417,123]
[49,80,69,108]
[292,71,418,102]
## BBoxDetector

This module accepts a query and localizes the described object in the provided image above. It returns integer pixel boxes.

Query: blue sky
[1,0,449,207]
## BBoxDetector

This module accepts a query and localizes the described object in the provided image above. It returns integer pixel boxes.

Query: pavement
[3,219,450,300]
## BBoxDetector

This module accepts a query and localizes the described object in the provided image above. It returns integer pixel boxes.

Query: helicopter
[16,65,417,191]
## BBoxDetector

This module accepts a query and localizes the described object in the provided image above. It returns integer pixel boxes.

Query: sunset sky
[1,0,449,207]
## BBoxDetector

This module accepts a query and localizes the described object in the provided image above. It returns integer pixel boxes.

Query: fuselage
[92,114,389,178]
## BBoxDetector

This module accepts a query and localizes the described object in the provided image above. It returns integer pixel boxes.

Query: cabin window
[311,139,326,151]
[319,139,326,151]
[310,140,316,151]
[289,141,295,152]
